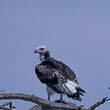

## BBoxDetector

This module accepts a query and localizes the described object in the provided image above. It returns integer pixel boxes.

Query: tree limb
[0,101,16,110]
[0,102,12,108]
[88,97,110,110]
[0,107,9,110]
[0,93,49,107]
[0,93,86,110]
[0,93,109,110]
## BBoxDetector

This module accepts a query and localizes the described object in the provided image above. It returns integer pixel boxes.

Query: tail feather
[63,80,86,101]
[67,93,82,101]
[76,87,86,93]
[76,87,86,96]
[66,86,86,101]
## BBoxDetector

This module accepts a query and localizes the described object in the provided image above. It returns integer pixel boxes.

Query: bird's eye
[39,48,44,50]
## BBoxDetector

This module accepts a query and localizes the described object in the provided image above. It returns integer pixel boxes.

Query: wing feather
[35,58,83,95]
[35,63,67,93]
[45,57,78,83]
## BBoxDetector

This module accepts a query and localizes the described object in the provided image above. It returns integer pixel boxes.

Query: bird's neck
[39,51,50,62]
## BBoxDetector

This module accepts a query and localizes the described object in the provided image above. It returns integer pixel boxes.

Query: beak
[34,50,38,53]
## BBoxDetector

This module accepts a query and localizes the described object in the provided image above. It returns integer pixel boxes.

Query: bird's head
[34,45,48,55]
[34,45,50,61]
[34,45,50,62]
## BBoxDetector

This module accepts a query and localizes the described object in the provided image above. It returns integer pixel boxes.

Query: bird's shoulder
[43,57,78,82]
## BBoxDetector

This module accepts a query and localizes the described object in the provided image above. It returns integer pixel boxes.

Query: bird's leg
[48,94,50,101]
[55,94,66,103]
[59,94,63,103]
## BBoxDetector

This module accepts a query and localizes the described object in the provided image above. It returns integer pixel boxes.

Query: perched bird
[34,45,85,102]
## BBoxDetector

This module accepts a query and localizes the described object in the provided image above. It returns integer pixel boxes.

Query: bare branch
[0,102,12,108]
[0,93,86,110]
[0,101,15,110]
[0,107,9,110]
[88,97,110,110]
[0,93,109,110]
[0,93,49,106]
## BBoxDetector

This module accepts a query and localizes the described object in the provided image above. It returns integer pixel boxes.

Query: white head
[34,45,49,62]
[34,45,47,55]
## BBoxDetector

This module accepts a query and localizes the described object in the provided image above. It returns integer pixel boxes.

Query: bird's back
[35,57,85,101]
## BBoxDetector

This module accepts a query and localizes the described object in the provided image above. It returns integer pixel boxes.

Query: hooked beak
[34,50,38,53]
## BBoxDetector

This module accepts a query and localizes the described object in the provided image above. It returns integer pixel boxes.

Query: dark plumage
[34,46,85,102]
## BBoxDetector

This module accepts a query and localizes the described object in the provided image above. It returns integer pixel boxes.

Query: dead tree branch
[0,101,16,110]
[88,97,110,110]
[0,93,109,110]
[0,107,9,110]
[0,93,86,110]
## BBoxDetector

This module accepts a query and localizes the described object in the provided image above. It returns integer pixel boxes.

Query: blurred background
[0,0,110,110]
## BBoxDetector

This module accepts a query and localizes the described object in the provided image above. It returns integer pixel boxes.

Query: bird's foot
[78,105,84,110]
[55,100,67,104]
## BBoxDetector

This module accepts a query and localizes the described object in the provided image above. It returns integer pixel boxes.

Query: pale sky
[0,1,110,110]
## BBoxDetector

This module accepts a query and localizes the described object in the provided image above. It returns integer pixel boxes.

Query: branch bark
[0,93,83,110]
[0,101,15,110]
[0,93,109,110]
[88,97,110,110]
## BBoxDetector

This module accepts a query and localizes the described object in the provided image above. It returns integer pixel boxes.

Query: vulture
[34,45,85,102]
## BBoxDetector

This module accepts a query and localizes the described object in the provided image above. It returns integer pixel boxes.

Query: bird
[34,45,85,102]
